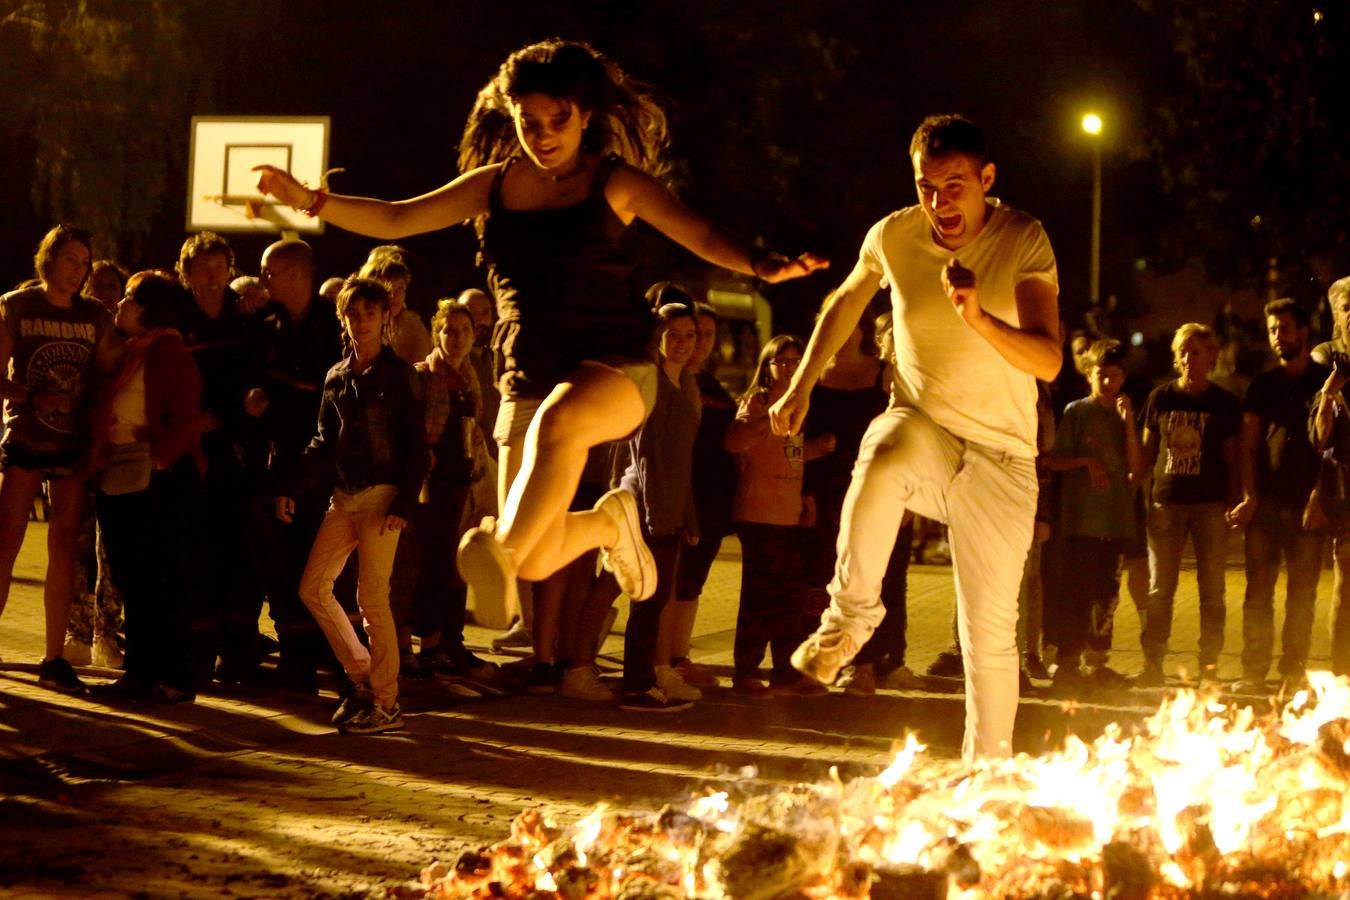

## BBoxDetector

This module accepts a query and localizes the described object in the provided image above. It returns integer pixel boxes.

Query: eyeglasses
[770,357,801,368]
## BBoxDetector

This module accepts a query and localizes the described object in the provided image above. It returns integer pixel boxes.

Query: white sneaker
[93,635,123,669]
[457,519,519,628]
[655,664,702,701]
[63,639,92,667]
[791,629,858,686]
[594,489,656,600]
[491,619,532,652]
[560,666,617,702]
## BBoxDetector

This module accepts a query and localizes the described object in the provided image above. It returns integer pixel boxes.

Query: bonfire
[414,673,1350,899]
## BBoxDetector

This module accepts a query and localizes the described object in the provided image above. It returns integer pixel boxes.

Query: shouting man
[771,115,1060,761]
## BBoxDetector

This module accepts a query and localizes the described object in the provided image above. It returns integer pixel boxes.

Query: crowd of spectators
[1,222,1347,735]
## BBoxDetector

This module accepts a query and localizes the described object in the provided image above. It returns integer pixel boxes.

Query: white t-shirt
[860,201,1058,458]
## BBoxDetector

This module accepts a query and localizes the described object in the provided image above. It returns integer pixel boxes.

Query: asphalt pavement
[0,523,1338,897]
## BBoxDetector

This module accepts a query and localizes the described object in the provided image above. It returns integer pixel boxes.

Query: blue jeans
[1241,505,1324,680]
[1142,501,1228,668]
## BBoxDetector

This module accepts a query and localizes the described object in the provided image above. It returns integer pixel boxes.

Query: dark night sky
[2,0,1179,331]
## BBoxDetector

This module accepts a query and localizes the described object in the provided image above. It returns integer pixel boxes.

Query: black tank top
[803,363,889,502]
[479,155,654,398]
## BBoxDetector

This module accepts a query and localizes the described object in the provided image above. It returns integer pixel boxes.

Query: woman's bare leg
[44,476,85,661]
[497,441,534,632]
[655,598,678,669]
[500,363,644,581]
[531,567,566,664]
[667,598,700,661]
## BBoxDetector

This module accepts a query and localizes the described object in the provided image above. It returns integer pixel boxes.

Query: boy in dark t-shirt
[1043,339,1143,695]
[1135,323,1241,687]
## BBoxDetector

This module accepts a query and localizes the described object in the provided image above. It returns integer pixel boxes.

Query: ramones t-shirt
[1142,381,1241,505]
[0,287,111,458]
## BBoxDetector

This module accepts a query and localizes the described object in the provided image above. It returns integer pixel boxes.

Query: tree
[0,0,197,264]
[1139,0,1350,293]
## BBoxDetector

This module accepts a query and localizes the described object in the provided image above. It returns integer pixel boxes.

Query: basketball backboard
[187,116,330,234]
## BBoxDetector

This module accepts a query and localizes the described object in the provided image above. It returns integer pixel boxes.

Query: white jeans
[820,406,1037,761]
[298,485,401,707]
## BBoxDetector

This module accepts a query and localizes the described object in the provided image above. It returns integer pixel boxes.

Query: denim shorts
[492,358,658,448]
[0,440,83,479]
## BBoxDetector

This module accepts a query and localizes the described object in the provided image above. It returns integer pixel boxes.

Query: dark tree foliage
[1139,0,1350,292]
[0,0,197,266]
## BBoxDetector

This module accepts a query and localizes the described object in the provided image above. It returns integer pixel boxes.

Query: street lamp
[1082,113,1103,304]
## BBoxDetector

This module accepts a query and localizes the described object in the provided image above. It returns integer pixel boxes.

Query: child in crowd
[1137,324,1241,686]
[277,277,427,734]
[357,254,431,365]
[1043,339,1143,695]
[724,335,831,697]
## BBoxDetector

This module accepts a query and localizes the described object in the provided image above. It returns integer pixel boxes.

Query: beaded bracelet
[301,188,328,218]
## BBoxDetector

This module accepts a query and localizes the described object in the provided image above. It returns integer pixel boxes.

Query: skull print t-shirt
[1142,380,1241,505]
[0,287,111,459]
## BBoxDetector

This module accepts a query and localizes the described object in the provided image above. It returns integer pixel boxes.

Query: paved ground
[0,523,1339,898]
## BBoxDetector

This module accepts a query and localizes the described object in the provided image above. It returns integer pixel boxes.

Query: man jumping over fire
[770,115,1061,761]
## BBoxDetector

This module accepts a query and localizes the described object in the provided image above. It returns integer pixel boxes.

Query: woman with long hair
[0,225,114,693]
[616,285,703,710]
[723,335,833,697]
[668,301,736,688]
[254,39,825,627]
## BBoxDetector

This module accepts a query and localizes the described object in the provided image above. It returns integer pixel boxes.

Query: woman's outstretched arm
[254,164,499,240]
[605,165,829,283]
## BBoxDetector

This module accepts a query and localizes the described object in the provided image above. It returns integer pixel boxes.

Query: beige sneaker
[674,658,719,689]
[93,635,123,669]
[560,665,617,702]
[791,629,858,686]
[594,489,656,601]
[655,664,702,701]
[63,639,92,667]
[457,518,519,627]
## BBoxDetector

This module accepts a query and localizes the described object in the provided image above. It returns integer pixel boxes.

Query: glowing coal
[415,673,1350,898]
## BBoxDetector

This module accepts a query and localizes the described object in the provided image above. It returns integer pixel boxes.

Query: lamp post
[1081,113,1103,304]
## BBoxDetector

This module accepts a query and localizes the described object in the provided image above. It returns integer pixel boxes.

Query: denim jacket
[286,345,428,520]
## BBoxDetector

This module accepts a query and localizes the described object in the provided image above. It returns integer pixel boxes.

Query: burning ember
[414,673,1350,899]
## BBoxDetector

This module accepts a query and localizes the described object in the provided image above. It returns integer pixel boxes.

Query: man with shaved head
[255,240,343,694]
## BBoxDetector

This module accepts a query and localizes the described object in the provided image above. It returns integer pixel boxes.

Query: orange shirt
[730,393,805,526]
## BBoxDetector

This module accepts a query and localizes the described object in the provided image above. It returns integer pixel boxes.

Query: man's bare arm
[769,260,882,437]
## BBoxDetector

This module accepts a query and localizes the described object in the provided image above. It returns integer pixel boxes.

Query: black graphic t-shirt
[1143,381,1241,505]
[0,287,111,457]
[1242,362,1328,511]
